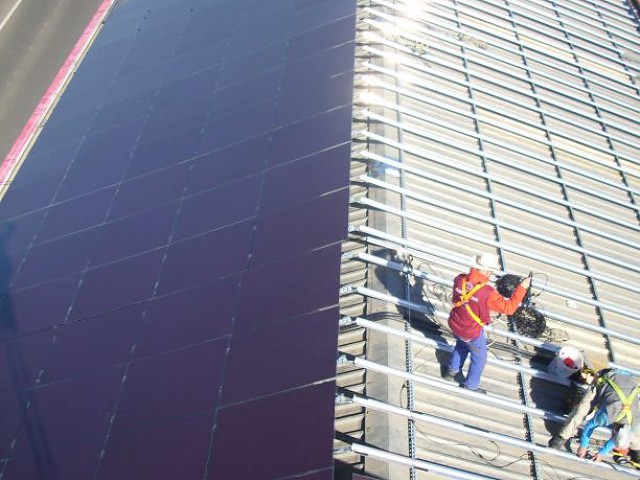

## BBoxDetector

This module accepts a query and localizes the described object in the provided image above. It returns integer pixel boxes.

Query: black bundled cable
[496,272,546,339]
[511,305,546,338]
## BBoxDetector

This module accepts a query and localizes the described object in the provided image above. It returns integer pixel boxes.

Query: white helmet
[470,252,500,272]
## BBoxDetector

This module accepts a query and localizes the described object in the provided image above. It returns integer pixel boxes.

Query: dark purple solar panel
[173,174,262,241]
[137,274,239,357]
[209,381,336,480]
[97,412,213,480]
[112,339,227,432]
[42,304,143,384]
[14,367,124,451]
[0,0,356,477]
[221,307,339,405]
[13,227,98,288]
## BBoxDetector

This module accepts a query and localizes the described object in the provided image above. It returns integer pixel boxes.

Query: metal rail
[362,74,640,158]
[371,0,639,90]
[358,174,640,275]
[343,315,572,387]
[362,55,640,142]
[364,9,640,116]
[348,443,499,480]
[344,248,640,349]
[360,111,640,203]
[339,353,567,422]
[342,391,640,477]
[358,151,640,248]
[351,226,640,320]
[351,197,640,295]
[358,129,640,224]
[361,39,640,138]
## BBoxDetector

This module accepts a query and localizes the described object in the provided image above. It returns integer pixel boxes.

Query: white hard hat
[470,253,501,272]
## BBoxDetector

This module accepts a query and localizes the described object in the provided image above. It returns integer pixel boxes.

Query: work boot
[548,435,567,450]
[461,384,486,394]
[442,369,456,382]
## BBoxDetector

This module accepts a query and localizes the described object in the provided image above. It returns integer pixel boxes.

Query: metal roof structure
[337,0,640,479]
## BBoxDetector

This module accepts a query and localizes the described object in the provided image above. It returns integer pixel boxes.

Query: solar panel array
[339,0,640,478]
[0,0,356,478]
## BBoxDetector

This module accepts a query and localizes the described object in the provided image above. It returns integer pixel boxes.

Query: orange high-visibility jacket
[448,269,527,341]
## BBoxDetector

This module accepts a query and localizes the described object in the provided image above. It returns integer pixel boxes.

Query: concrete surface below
[0,0,105,164]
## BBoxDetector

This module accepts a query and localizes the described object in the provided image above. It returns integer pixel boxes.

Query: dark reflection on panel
[157,220,253,295]
[113,340,227,433]
[209,381,336,480]
[108,163,190,220]
[199,100,274,153]
[14,139,83,187]
[10,275,80,334]
[176,18,235,55]
[90,90,156,133]
[70,249,163,321]
[56,148,131,202]
[137,274,240,357]
[261,143,350,212]
[42,305,143,384]
[13,368,125,453]
[2,440,103,480]
[210,69,281,116]
[0,0,356,477]
[222,307,339,405]
[219,41,287,87]
[89,202,177,267]
[0,212,46,254]
[0,173,64,222]
[95,412,213,480]
[289,13,356,60]
[275,70,354,126]
[186,134,269,195]
[36,187,116,243]
[13,228,98,289]
[251,190,348,267]
[268,105,353,164]
[173,174,261,241]
[235,244,342,332]
[125,124,200,178]
[141,95,210,143]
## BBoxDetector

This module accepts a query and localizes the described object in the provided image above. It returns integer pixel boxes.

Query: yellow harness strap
[601,376,640,424]
[453,279,486,327]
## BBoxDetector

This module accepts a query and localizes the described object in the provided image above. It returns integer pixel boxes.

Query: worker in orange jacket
[443,253,530,393]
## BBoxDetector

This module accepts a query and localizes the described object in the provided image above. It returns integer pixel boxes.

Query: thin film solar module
[0,0,357,478]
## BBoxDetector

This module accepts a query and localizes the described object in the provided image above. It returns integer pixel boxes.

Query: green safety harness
[453,279,486,327]
[598,375,640,424]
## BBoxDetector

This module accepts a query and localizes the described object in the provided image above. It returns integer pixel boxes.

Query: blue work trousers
[448,330,488,390]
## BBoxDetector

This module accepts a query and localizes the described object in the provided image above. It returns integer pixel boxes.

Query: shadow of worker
[402,260,454,379]
[0,222,16,332]
[0,222,59,480]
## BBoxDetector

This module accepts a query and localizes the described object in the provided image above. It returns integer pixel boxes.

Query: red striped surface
[0,0,117,187]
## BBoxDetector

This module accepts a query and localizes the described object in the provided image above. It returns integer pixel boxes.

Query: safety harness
[599,375,640,424]
[453,278,486,327]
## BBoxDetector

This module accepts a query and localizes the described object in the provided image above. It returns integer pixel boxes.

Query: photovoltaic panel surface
[0,0,356,478]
